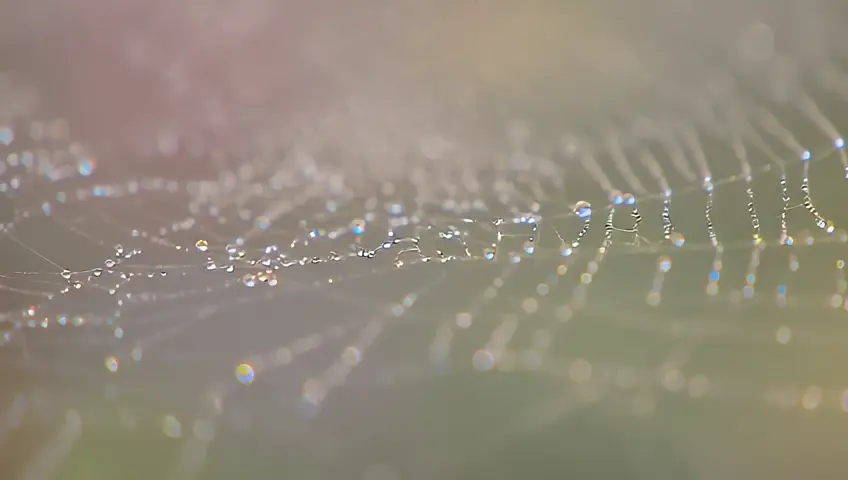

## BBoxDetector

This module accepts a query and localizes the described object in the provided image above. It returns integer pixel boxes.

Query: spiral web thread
[3,57,848,477]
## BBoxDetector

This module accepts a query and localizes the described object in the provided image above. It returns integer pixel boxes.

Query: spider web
[3,5,848,480]
[1,77,848,479]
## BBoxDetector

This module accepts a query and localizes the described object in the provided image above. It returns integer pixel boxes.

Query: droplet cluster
[4,24,848,478]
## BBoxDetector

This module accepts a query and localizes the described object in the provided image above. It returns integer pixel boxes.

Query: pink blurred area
[0,0,840,173]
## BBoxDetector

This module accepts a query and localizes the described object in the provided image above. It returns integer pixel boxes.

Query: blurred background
[2,1,848,479]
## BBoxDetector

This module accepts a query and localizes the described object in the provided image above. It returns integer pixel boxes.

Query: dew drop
[77,158,96,176]
[161,415,182,438]
[235,363,255,385]
[472,349,495,372]
[573,200,592,218]
[0,127,14,146]
[658,256,672,272]
[105,355,119,373]
[350,218,366,236]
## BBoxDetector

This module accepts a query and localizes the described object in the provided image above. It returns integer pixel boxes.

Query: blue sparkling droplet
[0,127,13,146]
[235,363,255,385]
[78,159,95,176]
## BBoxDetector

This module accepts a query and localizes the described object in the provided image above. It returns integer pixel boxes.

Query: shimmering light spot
[472,349,495,372]
[235,363,256,385]
[161,415,182,438]
[255,216,270,231]
[195,239,209,252]
[661,367,685,392]
[610,191,624,205]
[342,347,362,366]
[77,158,96,176]
[670,232,685,247]
[705,283,719,296]
[0,127,13,145]
[801,149,812,161]
[835,138,845,150]
[574,200,591,218]
[521,297,538,314]
[776,326,792,344]
[350,218,366,236]
[456,312,473,328]
[555,305,573,322]
[568,358,592,383]
[801,386,822,410]
[104,355,119,373]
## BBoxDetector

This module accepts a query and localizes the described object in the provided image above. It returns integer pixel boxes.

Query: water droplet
[161,415,182,438]
[0,127,14,146]
[573,200,592,218]
[235,363,255,385]
[105,355,119,373]
[77,158,96,176]
[658,256,672,272]
[350,218,366,236]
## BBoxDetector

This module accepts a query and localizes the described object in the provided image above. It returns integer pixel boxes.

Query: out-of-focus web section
[2,2,848,479]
